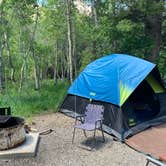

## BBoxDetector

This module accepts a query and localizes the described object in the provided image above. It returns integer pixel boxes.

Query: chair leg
[83,130,87,137]
[101,125,105,143]
[93,129,96,139]
[72,127,76,144]
[93,129,97,146]
[145,160,150,166]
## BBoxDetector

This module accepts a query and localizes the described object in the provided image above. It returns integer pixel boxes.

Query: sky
[37,0,47,6]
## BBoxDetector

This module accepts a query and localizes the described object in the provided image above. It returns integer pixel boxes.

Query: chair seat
[72,104,105,144]
[74,123,100,131]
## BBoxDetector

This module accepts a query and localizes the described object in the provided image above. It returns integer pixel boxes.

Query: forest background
[0,0,165,118]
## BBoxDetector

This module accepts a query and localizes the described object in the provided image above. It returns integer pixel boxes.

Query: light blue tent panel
[68,54,155,106]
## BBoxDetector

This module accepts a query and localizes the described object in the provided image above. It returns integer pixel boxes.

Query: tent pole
[119,107,125,142]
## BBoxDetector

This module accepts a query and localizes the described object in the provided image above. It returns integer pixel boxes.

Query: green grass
[0,80,69,118]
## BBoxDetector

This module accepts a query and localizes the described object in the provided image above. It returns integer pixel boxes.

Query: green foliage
[1,0,165,81]
[116,19,152,56]
[0,80,69,118]
[158,51,166,80]
[80,50,95,72]
[117,19,136,32]
[0,0,165,119]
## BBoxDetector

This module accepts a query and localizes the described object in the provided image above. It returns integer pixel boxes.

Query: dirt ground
[0,112,150,166]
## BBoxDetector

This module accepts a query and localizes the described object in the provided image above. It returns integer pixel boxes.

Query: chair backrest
[84,104,104,124]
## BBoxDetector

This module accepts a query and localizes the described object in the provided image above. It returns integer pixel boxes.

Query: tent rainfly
[61,54,166,140]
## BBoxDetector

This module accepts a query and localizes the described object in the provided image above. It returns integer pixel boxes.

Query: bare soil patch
[0,112,147,166]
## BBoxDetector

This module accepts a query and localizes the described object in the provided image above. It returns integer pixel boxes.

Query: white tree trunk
[66,0,73,83]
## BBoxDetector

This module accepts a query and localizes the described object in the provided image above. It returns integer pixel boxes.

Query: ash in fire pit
[0,116,26,150]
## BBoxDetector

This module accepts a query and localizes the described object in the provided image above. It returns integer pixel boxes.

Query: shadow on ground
[78,136,113,151]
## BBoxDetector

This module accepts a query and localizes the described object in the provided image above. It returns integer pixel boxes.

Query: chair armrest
[75,115,85,118]
[95,119,102,128]
[75,115,85,124]
[95,118,103,121]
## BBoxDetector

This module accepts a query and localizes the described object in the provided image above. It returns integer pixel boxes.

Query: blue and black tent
[61,54,166,139]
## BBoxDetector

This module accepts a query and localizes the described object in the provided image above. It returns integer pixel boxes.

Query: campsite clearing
[0,113,147,166]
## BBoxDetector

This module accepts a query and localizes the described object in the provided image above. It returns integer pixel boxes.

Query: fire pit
[0,116,26,150]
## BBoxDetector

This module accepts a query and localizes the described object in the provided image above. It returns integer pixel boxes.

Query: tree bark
[61,44,65,80]
[92,0,99,27]
[19,59,26,91]
[0,36,4,91]
[145,0,163,62]
[53,40,58,84]
[92,0,99,55]
[72,19,77,78]
[33,56,40,90]
[19,26,27,91]
[66,0,73,83]
[0,4,5,91]
[32,5,40,90]
[4,32,15,82]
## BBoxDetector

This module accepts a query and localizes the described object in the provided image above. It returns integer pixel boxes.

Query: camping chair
[0,107,11,115]
[72,104,105,145]
[145,156,166,166]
